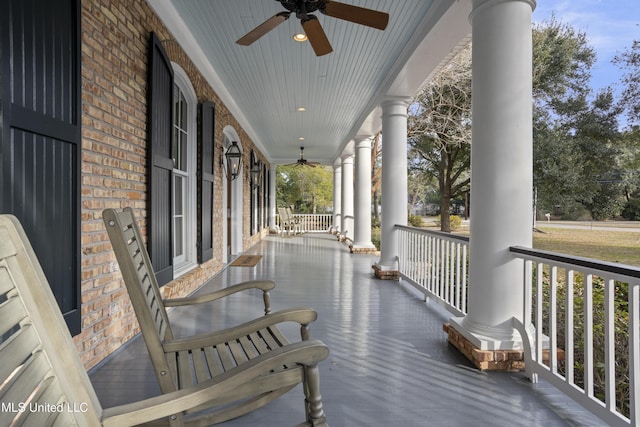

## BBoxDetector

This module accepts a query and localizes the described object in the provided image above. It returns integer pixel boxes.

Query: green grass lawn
[532,227,640,266]
[421,218,640,266]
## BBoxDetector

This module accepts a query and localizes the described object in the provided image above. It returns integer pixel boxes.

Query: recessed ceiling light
[298,137,305,141]
[293,33,308,42]
[296,107,306,112]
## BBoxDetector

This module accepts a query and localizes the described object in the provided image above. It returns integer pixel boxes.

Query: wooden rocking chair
[0,214,328,426]
[102,208,329,426]
[278,207,301,235]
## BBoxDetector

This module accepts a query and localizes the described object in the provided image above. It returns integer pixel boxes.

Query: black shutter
[266,168,271,228]
[198,102,215,263]
[250,151,256,236]
[263,164,268,228]
[1,0,81,334]
[147,32,173,285]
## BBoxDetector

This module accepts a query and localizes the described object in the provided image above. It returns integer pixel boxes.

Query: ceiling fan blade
[236,12,290,46]
[322,1,389,30]
[302,15,333,56]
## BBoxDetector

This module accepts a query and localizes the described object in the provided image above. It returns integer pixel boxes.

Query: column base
[350,243,378,254]
[443,323,563,371]
[372,264,399,280]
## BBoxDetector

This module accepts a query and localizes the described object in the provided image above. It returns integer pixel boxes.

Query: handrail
[396,225,469,316]
[510,245,640,280]
[510,245,639,427]
[395,224,470,243]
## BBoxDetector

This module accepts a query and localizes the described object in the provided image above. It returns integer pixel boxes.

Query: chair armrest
[163,308,318,352]
[101,340,329,426]
[163,279,275,308]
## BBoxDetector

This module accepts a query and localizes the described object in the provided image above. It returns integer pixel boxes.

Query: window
[171,66,197,276]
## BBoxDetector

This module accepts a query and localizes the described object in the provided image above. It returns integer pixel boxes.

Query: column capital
[471,0,536,19]
[355,138,372,149]
[381,97,410,120]
[381,96,411,110]
[341,154,355,163]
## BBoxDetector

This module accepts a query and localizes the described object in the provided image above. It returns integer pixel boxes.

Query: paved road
[535,220,640,233]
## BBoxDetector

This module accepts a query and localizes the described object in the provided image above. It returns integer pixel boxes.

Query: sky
[533,0,640,95]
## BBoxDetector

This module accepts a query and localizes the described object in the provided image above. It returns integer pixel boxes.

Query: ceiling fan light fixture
[236,1,389,56]
[293,33,307,42]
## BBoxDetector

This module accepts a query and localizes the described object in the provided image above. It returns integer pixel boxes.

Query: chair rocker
[0,214,328,426]
[102,207,329,426]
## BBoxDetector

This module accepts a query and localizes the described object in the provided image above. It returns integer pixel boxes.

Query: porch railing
[511,246,640,427]
[396,225,469,317]
[395,226,639,425]
[275,214,333,233]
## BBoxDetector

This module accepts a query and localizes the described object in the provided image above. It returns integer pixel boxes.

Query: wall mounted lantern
[251,160,262,188]
[223,141,243,181]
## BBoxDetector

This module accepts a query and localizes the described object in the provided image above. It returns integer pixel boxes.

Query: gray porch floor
[90,233,605,426]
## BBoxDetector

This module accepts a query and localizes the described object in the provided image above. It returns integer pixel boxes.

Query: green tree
[532,16,594,217]
[572,90,623,219]
[532,17,623,219]
[407,43,471,232]
[613,39,640,126]
[276,165,333,214]
[532,16,595,115]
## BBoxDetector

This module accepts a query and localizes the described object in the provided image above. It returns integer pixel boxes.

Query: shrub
[371,227,381,250]
[434,214,462,231]
[449,215,462,231]
[622,198,640,220]
[407,214,424,227]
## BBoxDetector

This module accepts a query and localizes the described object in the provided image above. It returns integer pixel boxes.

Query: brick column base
[443,323,525,371]
[443,323,564,371]
[372,264,399,280]
[350,245,378,255]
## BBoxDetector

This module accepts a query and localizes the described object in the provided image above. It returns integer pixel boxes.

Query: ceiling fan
[285,147,321,167]
[236,0,389,56]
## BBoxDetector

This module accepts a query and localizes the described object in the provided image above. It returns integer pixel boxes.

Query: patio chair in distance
[278,207,301,235]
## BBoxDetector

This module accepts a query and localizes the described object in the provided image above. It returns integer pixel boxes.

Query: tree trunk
[439,152,451,232]
[440,196,451,232]
[373,190,380,222]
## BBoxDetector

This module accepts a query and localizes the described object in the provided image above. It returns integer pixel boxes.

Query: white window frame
[172,64,197,277]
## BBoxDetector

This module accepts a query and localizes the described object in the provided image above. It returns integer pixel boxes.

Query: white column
[375,98,409,271]
[353,137,375,251]
[340,155,354,240]
[332,160,342,233]
[269,167,277,232]
[450,0,535,349]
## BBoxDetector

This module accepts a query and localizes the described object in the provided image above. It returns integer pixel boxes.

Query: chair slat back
[103,208,172,341]
[0,215,102,426]
[103,208,178,393]
[278,207,288,223]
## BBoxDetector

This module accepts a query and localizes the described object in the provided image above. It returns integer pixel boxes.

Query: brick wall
[78,0,269,370]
